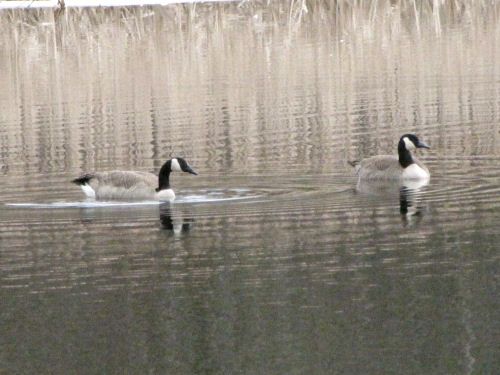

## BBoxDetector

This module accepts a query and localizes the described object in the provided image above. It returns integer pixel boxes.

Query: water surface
[0,3,499,374]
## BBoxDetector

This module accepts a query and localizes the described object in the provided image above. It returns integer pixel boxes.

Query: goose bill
[417,141,430,149]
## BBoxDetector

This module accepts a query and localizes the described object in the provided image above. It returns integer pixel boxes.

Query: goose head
[169,157,198,175]
[157,157,197,192]
[400,134,430,151]
[397,134,430,169]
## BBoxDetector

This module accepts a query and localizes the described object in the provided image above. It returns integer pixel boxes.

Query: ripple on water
[3,188,269,209]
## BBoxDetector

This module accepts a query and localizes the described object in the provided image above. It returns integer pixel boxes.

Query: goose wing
[357,155,402,180]
[93,171,157,188]
[89,171,158,199]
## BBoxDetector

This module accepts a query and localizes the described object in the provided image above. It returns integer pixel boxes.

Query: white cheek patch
[171,158,181,172]
[403,137,416,150]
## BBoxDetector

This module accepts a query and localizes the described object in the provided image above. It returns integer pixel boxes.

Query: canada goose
[349,134,430,180]
[72,158,197,202]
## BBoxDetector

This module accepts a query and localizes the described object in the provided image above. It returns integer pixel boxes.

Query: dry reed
[0,1,499,174]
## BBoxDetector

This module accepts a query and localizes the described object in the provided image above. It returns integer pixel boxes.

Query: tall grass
[1,0,499,174]
[1,0,499,40]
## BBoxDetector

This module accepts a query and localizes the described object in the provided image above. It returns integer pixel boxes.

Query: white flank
[81,184,96,199]
[170,158,181,172]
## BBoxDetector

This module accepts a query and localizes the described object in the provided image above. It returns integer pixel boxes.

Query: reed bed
[1,1,499,175]
[1,0,499,40]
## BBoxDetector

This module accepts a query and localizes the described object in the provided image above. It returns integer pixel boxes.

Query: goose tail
[72,174,94,185]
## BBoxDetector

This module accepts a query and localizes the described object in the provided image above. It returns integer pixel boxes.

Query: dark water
[0,3,499,374]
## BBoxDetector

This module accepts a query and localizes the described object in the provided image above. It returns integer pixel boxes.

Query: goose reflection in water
[355,178,429,227]
[398,185,428,227]
[159,203,194,234]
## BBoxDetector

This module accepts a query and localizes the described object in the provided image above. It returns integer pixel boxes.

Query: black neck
[157,161,171,191]
[398,140,414,168]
